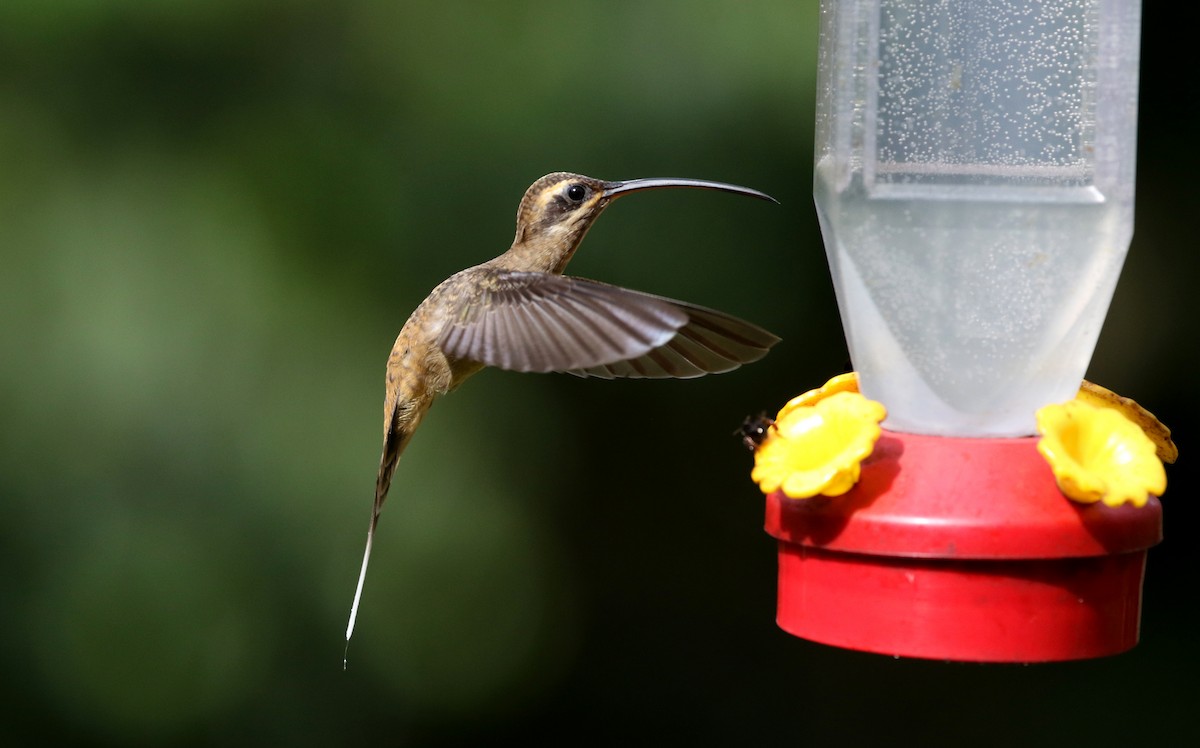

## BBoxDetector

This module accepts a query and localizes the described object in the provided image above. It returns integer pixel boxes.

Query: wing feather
[437,270,779,379]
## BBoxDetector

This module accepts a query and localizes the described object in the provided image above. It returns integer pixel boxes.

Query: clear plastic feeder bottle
[814,0,1142,436]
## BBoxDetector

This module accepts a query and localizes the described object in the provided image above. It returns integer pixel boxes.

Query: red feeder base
[764,430,1162,662]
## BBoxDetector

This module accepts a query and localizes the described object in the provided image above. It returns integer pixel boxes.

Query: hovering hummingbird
[345,172,780,655]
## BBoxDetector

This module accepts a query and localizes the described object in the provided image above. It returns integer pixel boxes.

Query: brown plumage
[345,172,780,654]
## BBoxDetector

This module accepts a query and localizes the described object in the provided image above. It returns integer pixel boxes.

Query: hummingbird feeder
[753,0,1173,661]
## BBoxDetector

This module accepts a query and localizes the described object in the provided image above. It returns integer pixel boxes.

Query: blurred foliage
[0,1,1195,746]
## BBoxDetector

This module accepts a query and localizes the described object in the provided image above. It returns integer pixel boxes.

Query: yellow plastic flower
[752,391,887,499]
[776,371,860,419]
[1075,380,1177,464]
[1036,399,1166,508]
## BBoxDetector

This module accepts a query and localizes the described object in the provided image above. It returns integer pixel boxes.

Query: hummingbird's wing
[437,270,779,379]
[569,299,780,379]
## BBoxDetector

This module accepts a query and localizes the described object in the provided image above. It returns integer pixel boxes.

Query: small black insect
[736,412,775,451]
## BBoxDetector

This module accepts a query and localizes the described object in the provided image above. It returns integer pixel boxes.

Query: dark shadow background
[1,2,1195,745]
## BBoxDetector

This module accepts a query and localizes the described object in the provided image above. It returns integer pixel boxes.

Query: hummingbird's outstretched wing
[437,270,779,379]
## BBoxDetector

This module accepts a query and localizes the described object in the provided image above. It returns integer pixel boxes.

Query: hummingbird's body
[345,172,780,652]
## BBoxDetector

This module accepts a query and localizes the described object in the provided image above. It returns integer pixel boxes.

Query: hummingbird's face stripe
[527,178,607,237]
[538,179,604,214]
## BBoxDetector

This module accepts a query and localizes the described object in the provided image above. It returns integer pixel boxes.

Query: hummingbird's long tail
[344,399,420,668]
[344,509,378,667]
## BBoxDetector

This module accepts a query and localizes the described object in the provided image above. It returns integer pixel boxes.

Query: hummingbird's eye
[565,184,588,203]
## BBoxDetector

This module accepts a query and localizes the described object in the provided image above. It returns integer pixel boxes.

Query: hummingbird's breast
[389,268,487,399]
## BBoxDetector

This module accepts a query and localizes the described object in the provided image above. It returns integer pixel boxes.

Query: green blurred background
[1,1,1195,745]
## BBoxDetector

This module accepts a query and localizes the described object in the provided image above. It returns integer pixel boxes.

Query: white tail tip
[343,527,374,668]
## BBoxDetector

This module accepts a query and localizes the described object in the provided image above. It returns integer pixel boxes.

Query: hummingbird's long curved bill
[602,178,778,204]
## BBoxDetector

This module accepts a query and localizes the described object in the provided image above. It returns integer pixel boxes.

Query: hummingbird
[345,172,780,655]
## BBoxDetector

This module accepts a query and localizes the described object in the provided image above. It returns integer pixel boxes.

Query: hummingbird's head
[509,172,777,273]
[513,173,610,250]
